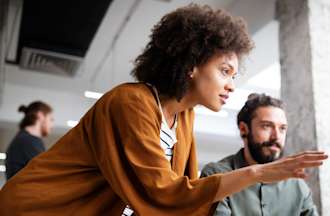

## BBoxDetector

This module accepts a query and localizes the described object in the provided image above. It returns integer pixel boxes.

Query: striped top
[122,85,177,216]
[150,84,178,161]
[152,83,178,161]
[159,108,177,161]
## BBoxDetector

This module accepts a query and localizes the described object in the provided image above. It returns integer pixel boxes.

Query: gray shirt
[201,149,318,216]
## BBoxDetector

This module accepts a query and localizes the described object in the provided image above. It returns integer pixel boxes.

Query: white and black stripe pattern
[160,118,177,161]
[121,205,134,216]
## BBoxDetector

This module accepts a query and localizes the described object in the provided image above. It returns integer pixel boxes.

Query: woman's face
[190,52,238,111]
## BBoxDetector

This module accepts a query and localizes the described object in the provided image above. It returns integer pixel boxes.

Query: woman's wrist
[247,164,263,183]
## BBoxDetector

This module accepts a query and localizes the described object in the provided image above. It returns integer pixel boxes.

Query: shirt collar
[233,148,249,170]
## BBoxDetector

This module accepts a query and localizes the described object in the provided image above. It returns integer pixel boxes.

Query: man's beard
[41,124,49,137]
[247,132,284,164]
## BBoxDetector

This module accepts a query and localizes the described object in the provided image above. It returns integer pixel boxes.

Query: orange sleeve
[88,88,222,214]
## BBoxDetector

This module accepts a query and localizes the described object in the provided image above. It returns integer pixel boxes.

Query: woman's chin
[204,103,222,112]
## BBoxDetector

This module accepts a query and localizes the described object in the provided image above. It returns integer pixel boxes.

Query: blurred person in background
[0,4,327,216]
[5,101,53,179]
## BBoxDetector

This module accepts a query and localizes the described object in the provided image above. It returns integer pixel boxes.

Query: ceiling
[17,0,113,61]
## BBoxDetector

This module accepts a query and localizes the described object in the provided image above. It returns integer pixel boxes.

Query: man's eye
[280,127,287,132]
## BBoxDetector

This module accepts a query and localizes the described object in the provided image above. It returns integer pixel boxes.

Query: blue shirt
[5,130,45,179]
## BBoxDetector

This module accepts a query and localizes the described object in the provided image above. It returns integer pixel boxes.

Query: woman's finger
[289,151,326,159]
[296,161,324,169]
[297,153,328,161]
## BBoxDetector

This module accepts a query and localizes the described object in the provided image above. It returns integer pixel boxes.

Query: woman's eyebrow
[220,62,234,69]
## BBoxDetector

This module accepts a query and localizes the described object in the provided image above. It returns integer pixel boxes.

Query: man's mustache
[260,139,282,149]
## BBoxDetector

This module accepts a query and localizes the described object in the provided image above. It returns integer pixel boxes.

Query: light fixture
[0,153,6,160]
[84,91,103,99]
[0,165,6,172]
[67,120,78,127]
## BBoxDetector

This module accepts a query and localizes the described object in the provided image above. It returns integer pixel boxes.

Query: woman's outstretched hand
[253,151,328,183]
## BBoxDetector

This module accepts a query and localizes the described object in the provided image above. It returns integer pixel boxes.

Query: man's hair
[131,4,254,101]
[18,101,52,130]
[237,93,285,128]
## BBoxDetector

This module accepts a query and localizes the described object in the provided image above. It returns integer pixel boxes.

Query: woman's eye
[220,68,237,80]
[221,69,230,76]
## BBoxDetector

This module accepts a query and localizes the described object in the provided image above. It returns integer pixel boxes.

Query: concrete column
[0,0,9,106]
[276,0,330,214]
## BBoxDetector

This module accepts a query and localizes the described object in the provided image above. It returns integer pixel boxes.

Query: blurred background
[0,0,329,213]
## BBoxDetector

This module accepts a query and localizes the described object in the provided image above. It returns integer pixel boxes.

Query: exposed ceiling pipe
[0,0,9,106]
[90,0,142,83]
[5,0,23,62]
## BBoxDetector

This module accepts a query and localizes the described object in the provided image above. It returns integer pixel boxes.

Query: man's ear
[239,122,249,138]
[36,111,45,122]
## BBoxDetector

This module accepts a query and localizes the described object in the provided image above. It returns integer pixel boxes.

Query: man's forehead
[253,106,287,124]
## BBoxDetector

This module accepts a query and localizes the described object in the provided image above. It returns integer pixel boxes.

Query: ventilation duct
[19,47,82,77]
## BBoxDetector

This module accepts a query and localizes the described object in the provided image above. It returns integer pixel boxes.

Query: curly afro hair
[131,4,254,101]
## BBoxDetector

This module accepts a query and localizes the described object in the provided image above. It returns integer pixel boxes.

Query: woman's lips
[219,94,229,104]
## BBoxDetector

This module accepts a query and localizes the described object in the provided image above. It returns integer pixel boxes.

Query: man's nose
[271,128,280,140]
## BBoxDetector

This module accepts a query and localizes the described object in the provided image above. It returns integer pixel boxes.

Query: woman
[0,4,327,216]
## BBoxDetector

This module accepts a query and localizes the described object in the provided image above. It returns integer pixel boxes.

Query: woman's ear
[239,122,249,139]
[189,66,198,79]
